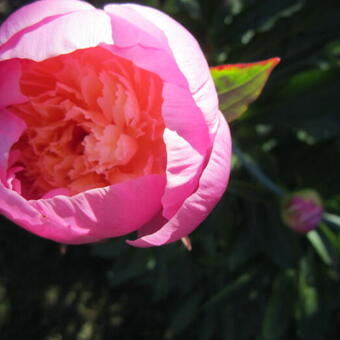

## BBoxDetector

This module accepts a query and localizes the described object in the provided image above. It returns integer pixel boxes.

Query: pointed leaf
[323,212,340,230]
[166,291,203,336]
[211,58,280,122]
[296,253,330,340]
[261,270,296,340]
[201,264,265,310]
[307,230,332,266]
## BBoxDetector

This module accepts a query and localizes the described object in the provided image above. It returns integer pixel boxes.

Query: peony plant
[0,0,277,247]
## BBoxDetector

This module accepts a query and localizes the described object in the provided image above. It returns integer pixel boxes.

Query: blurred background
[0,0,340,339]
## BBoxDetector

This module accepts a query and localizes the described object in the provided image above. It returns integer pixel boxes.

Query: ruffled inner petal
[0,59,27,107]
[6,46,166,200]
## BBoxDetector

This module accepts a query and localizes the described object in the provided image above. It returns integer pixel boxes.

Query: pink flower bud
[282,189,323,233]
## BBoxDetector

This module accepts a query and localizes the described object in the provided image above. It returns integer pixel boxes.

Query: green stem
[233,142,285,197]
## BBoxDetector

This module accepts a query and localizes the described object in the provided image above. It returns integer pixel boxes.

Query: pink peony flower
[0,0,231,246]
[282,189,323,233]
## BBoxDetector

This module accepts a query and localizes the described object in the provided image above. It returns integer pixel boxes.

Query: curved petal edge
[127,113,231,247]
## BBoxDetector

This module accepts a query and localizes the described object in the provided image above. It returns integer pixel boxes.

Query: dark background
[1,0,340,339]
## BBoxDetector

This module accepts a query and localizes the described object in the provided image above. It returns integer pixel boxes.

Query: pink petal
[42,188,70,199]
[0,0,94,45]
[0,108,25,183]
[5,166,23,193]
[161,128,205,219]
[161,82,210,151]
[103,6,186,87]
[106,4,219,136]
[127,113,232,247]
[160,83,212,218]
[103,4,168,49]
[24,174,165,244]
[104,5,214,215]
[103,4,211,147]
[0,183,91,243]
[0,59,27,107]
[0,9,113,61]
[134,211,167,238]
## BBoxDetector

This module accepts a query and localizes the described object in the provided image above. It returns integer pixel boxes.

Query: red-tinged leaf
[211,58,280,122]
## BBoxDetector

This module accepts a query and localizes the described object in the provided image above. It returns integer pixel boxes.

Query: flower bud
[282,189,323,233]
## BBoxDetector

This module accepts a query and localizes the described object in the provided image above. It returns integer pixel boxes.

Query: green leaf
[307,230,332,266]
[295,252,330,340]
[201,264,266,310]
[197,312,216,340]
[261,270,296,340]
[166,291,203,337]
[257,204,299,269]
[210,58,280,122]
[316,223,340,270]
[323,212,340,229]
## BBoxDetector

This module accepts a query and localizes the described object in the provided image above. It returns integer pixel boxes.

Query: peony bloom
[0,0,231,246]
[281,189,323,233]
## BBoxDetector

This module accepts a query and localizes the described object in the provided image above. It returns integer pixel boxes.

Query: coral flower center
[8,47,166,199]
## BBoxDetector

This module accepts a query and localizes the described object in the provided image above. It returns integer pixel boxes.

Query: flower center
[8,47,166,199]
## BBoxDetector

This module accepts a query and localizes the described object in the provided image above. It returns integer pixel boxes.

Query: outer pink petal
[127,113,231,247]
[0,174,166,244]
[0,0,94,45]
[0,183,91,243]
[0,108,25,183]
[0,9,113,61]
[103,3,211,151]
[0,59,27,107]
[103,5,214,217]
[161,128,205,219]
[110,4,219,136]
[103,4,214,140]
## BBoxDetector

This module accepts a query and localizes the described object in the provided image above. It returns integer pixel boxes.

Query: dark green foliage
[0,0,340,339]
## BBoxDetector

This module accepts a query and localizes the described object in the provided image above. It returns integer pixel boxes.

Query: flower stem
[233,142,285,197]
